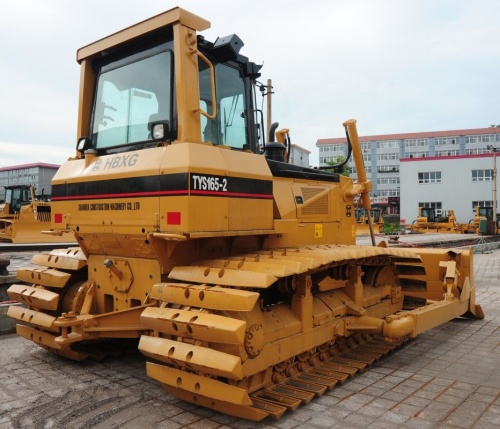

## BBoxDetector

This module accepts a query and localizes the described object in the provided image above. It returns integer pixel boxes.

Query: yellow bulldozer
[8,7,484,421]
[461,206,499,234]
[354,207,384,235]
[408,207,461,234]
[0,184,71,243]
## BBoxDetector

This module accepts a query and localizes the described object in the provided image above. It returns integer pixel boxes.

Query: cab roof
[76,7,210,63]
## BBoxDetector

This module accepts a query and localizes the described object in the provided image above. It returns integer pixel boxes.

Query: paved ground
[0,240,499,428]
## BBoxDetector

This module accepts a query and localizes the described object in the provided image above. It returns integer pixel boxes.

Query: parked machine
[461,206,499,234]
[0,185,35,216]
[8,8,484,421]
[0,185,71,243]
[354,207,384,234]
[408,207,461,233]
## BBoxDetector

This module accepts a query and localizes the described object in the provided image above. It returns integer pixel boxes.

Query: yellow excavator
[0,184,71,243]
[8,7,483,421]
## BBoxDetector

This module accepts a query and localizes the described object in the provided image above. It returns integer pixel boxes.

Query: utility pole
[487,125,499,232]
[487,144,498,232]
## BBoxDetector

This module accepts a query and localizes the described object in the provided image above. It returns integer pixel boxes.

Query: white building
[289,144,310,168]
[317,126,500,217]
[400,154,498,225]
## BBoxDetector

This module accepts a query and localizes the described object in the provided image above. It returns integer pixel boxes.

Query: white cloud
[0,140,68,167]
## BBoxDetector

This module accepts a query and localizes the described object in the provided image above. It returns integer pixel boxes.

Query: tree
[326,156,351,177]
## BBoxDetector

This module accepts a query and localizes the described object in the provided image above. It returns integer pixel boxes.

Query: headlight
[152,123,165,140]
[76,137,92,153]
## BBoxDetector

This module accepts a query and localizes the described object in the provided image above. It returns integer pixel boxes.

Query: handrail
[191,46,217,120]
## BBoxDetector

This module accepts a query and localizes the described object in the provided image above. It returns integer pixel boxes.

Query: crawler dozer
[461,206,499,234]
[8,7,484,421]
[409,207,461,234]
[0,185,72,243]
[354,207,384,235]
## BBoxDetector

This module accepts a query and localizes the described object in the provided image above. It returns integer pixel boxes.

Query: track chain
[248,334,407,419]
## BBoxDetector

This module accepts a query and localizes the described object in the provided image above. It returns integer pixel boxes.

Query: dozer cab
[1,185,38,216]
[8,7,484,421]
[409,207,461,233]
[0,184,69,243]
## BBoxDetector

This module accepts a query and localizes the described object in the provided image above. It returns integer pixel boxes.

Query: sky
[1,0,499,168]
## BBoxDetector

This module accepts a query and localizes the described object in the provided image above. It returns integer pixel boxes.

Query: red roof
[0,162,60,172]
[316,127,500,145]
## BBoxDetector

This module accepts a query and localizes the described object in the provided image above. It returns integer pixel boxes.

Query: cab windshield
[479,207,492,218]
[92,47,173,150]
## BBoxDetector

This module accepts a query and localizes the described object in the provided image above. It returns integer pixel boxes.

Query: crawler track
[138,244,430,420]
[151,333,407,420]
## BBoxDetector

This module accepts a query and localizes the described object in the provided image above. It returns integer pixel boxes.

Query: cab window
[199,62,247,149]
[92,49,173,150]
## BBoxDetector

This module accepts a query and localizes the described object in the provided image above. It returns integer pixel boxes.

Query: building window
[405,138,428,148]
[472,201,493,212]
[472,169,493,182]
[435,137,458,146]
[320,143,346,153]
[419,202,442,210]
[466,148,490,155]
[435,150,459,157]
[377,165,399,173]
[376,140,399,149]
[377,177,400,185]
[377,153,399,161]
[407,151,429,158]
[378,189,400,197]
[465,135,495,144]
[418,171,441,184]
